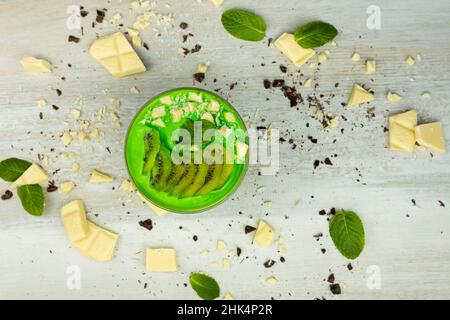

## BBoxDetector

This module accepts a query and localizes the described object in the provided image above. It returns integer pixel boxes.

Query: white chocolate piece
[347,84,374,107]
[12,163,49,187]
[73,221,118,261]
[20,57,52,73]
[253,220,275,247]
[146,248,177,272]
[415,122,445,153]
[89,32,146,77]
[60,200,89,242]
[89,169,114,183]
[274,33,315,68]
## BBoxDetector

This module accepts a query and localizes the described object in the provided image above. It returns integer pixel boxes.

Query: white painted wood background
[1,0,450,300]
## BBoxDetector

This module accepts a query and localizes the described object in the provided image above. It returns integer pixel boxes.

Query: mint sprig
[221,9,267,42]
[0,158,32,182]
[294,21,338,48]
[189,273,220,300]
[0,157,45,217]
[17,184,45,216]
[329,210,365,260]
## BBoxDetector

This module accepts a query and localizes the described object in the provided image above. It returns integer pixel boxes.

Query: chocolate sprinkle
[68,35,80,43]
[237,247,242,257]
[264,259,276,268]
[347,263,353,271]
[56,89,62,96]
[1,190,13,200]
[139,219,153,231]
[327,273,335,283]
[46,181,58,193]
[180,22,188,29]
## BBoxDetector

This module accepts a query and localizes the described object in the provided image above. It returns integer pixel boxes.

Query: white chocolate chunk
[253,220,275,247]
[210,0,223,7]
[351,52,361,62]
[389,110,417,152]
[347,84,374,107]
[266,276,278,284]
[61,132,73,146]
[208,100,220,112]
[236,141,248,159]
[73,221,118,261]
[390,109,417,131]
[406,56,415,66]
[12,163,49,187]
[201,112,214,123]
[304,78,312,88]
[387,92,402,103]
[20,57,52,73]
[317,52,327,63]
[37,98,47,108]
[89,32,146,78]
[151,106,166,118]
[151,118,165,128]
[72,162,80,172]
[274,33,315,68]
[170,108,183,122]
[60,200,89,242]
[223,258,230,270]
[60,181,75,193]
[160,96,173,105]
[365,60,376,74]
[138,192,168,216]
[415,122,445,153]
[223,292,234,300]
[89,169,114,183]
[224,112,235,122]
[216,240,226,250]
[146,248,177,272]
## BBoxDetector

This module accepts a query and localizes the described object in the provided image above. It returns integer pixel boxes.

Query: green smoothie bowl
[125,87,249,213]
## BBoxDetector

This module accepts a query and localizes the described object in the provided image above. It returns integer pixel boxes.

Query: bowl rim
[124,86,249,214]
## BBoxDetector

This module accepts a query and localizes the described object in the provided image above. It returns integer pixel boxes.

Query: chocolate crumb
[180,22,188,29]
[279,65,287,73]
[272,79,285,87]
[319,209,326,216]
[139,219,153,231]
[1,190,13,200]
[411,199,416,206]
[52,105,59,111]
[80,10,89,18]
[327,273,335,283]
[264,259,276,268]
[193,235,198,241]
[245,225,256,234]
[39,112,43,120]
[96,9,105,23]
[191,44,201,53]
[263,79,271,89]
[330,283,341,295]
[68,35,80,43]
[324,157,333,166]
[321,248,326,254]
[237,247,242,257]
[46,181,58,193]
[193,72,205,83]
[143,42,149,50]
[313,160,320,169]
[56,89,62,96]
[347,263,353,271]
[439,200,445,207]
[280,257,285,263]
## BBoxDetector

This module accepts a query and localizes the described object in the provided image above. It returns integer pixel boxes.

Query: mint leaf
[17,184,44,216]
[221,9,267,42]
[329,210,365,260]
[189,273,220,300]
[0,158,32,182]
[294,21,338,48]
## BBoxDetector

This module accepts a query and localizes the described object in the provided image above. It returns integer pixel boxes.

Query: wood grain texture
[1,0,450,299]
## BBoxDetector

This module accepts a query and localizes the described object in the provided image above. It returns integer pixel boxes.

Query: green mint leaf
[221,9,267,42]
[0,158,32,182]
[294,21,338,48]
[329,210,365,260]
[189,273,220,300]
[17,184,45,216]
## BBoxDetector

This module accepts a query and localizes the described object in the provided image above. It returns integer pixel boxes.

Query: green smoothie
[125,88,249,213]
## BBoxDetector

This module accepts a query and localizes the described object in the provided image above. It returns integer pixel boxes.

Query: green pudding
[125,88,249,213]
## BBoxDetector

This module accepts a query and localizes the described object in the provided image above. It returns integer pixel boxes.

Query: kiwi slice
[216,164,234,189]
[181,164,209,198]
[151,147,172,190]
[165,164,186,192]
[196,164,223,195]
[171,164,197,196]
[142,128,161,175]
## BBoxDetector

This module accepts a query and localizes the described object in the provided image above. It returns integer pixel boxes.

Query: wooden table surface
[1,0,450,300]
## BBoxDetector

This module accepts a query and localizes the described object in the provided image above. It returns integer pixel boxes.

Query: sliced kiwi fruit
[196,164,223,195]
[165,164,186,192]
[216,164,234,189]
[171,164,197,196]
[142,128,161,175]
[181,164,209,198]
[151,147,172,190]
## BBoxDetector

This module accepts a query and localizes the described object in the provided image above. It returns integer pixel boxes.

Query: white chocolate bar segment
[60,200,89,242]
[89,32,146,78]
[73,221,118,261]
[20,57,53,73]
[274,33,315,68]
[146,248,177,272]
